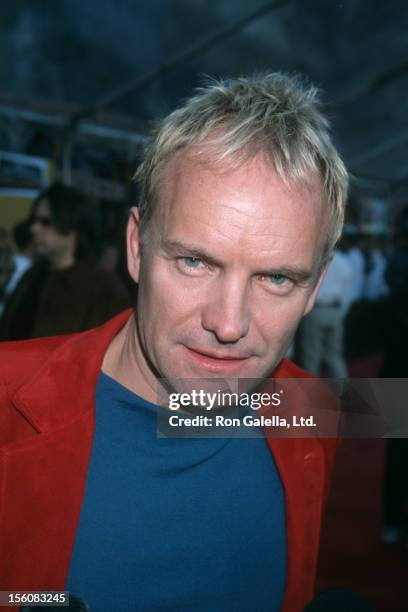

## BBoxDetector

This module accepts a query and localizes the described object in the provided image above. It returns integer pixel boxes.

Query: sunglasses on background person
[31,214,53,228]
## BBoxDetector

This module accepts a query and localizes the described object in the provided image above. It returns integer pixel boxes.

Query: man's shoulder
[0,309,132,396]
[0,334,76,393]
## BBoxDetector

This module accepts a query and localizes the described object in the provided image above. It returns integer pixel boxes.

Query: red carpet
[316,439,408,611]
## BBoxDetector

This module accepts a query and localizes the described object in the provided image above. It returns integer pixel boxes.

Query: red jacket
[0,310,337,612]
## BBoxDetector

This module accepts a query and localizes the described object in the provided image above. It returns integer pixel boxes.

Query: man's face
[128,150,329,392]
[31,199,74,263]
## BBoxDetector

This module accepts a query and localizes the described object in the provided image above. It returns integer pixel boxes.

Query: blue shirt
[66,373,286,611]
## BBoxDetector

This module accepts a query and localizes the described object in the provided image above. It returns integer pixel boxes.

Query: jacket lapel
[267,436,325,612]
[259,366,331,611]
[0,310,133,590]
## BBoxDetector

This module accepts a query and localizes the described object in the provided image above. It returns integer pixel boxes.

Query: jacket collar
[12,309,133,433]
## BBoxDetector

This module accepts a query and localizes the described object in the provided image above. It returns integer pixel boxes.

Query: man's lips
[185,347,251,372]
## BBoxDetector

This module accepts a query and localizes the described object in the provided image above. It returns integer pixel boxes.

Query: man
[4,220,34,296]
[381,206,408,545]
[0,225,14,315]
[0,74,348,611]
[0,182,130,339]
[295,245,354,377]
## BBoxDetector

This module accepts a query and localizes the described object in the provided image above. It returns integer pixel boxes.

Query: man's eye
[176,256,208,276]
[267,274,289,285]
[181,257,204,269]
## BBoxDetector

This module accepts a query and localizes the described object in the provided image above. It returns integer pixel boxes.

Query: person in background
[381,206,408,545]
[4,219,34,296]
[0,226,15,316]
[0,182,131,340]
[362,234,389,301]
[295,241,354,377]
[343,224,365,303]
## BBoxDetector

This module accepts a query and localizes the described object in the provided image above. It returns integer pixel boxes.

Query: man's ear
[126,206,142,283]
[303,258,331,316]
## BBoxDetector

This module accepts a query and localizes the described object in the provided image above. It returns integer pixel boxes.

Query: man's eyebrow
[160,239,222,266]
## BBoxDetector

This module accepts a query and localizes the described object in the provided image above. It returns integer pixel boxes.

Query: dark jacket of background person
[0,181,132,340]
[381,223,408,377]
[0,226,15,308]
[0,258,130,340]
[380,211,408,538]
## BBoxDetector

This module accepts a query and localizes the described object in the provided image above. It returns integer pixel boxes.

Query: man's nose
[201,278,250,343]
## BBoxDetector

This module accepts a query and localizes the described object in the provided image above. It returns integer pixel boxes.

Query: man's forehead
[147,150,328,276]
[156,147,326,229]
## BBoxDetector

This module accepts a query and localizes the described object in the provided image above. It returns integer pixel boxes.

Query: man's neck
[101,315,158,404]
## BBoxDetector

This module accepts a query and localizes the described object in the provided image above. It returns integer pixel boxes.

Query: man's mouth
[185,347,251,372]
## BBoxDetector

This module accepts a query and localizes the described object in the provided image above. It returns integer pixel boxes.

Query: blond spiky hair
[134,73,348,263]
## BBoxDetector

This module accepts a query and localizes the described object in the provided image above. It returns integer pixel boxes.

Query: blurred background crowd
[0,1,407,609]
